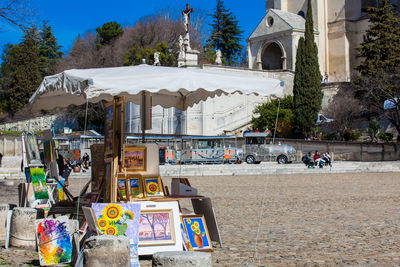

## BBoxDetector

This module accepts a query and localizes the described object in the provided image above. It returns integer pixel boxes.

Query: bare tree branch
[0,0,34,30]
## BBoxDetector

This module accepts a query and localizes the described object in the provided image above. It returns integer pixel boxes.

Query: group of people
[302,151,332,168]
[56,152,90,186]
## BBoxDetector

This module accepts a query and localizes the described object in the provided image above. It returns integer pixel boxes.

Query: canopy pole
[141,92,146,143]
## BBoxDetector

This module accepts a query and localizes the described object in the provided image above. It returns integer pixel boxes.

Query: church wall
[346,18,369,77]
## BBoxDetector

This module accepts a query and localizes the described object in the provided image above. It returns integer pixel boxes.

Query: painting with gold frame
[104,101,115,157]
[117,174,144,200]
[123,146,146,172]
[117,177,128,201]
[128,175,144,200]
[143,176,164,198]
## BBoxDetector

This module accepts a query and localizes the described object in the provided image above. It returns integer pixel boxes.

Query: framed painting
[104,101,115,157]
[25,132,41,165]
[117,178,128,201]
[181,215,213,252]
[123,146,146,172]
[92,203,141,265]
[127,175,144,200]
[30,167,49,200]
[143,176,164,198]
[35,216,73,266]
[139,209,175,246]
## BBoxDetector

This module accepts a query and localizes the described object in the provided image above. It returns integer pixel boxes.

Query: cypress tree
[292,0,322,138]
[39,22,63,77]
[355,0,400,76]
[7,27,42,116]
[207,0,243,65]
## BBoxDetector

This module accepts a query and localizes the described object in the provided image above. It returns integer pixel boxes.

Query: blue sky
[0,0,266,56]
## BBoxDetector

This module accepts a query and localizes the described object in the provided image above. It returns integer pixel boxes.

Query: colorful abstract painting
[92,203,141,265]
[30,167,49,200]
[35,217,72,265]
[182,215,213,251]
[139,209,175,246]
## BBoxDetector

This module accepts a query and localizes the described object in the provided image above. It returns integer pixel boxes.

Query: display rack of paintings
[143,175,165,198]
[181,215,213,252]
[104,101,115,157]
[123,146,147,172]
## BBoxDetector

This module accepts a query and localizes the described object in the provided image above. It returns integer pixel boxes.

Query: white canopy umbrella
[29,64,284,112]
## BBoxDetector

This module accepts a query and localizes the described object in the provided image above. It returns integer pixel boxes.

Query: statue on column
[215,49,222,65]
[181,3,194,51]
[153,52,160,66]
[178,35,185,60]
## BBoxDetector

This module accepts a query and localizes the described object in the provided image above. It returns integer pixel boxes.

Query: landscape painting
[35,217,72,266]
[30,167,49,200]
[123,146,146,171]
[139,210,175,246]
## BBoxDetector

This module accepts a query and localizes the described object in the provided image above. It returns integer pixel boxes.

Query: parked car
[242,132,296,164]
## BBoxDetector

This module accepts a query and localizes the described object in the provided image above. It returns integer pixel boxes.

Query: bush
[377,132,394,142]
[324,132,339,140]
[343,130,361,141]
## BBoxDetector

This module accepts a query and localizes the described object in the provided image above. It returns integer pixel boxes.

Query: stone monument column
[178,3,200,67]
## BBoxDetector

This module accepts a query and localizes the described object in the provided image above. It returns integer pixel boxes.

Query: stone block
[0,204,9,245]
[9,207,38,249]
[152,251,212,267]
[84,235,130,267]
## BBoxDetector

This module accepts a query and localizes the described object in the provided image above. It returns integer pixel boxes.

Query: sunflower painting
[143,176,164,197]
[92,203,141,265]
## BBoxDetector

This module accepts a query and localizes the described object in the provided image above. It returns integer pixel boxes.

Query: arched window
[298,10,305,18]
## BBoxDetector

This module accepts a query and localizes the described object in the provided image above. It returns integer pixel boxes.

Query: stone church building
[248,0,399,82]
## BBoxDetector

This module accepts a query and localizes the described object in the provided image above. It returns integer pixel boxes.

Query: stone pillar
[84,235,130,267]
[9,207,38,249]
[152,251,212,267]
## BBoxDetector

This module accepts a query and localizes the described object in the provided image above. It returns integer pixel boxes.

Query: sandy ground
[1,173,400,266]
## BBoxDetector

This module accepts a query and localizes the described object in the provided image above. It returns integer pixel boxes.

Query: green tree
[355,0,400,75]
[251,96,294,137]
[39,21,63,77]
[96,21,124,48]
[207,0,243,65]
[123,42,176,66]
[353,0,400,136]
[292,0,322,138]
[5,27,42,116]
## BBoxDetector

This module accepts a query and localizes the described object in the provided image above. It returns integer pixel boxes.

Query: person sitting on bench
[302,152,314,168]
[313,151,325,168]
[322,151,332,167]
